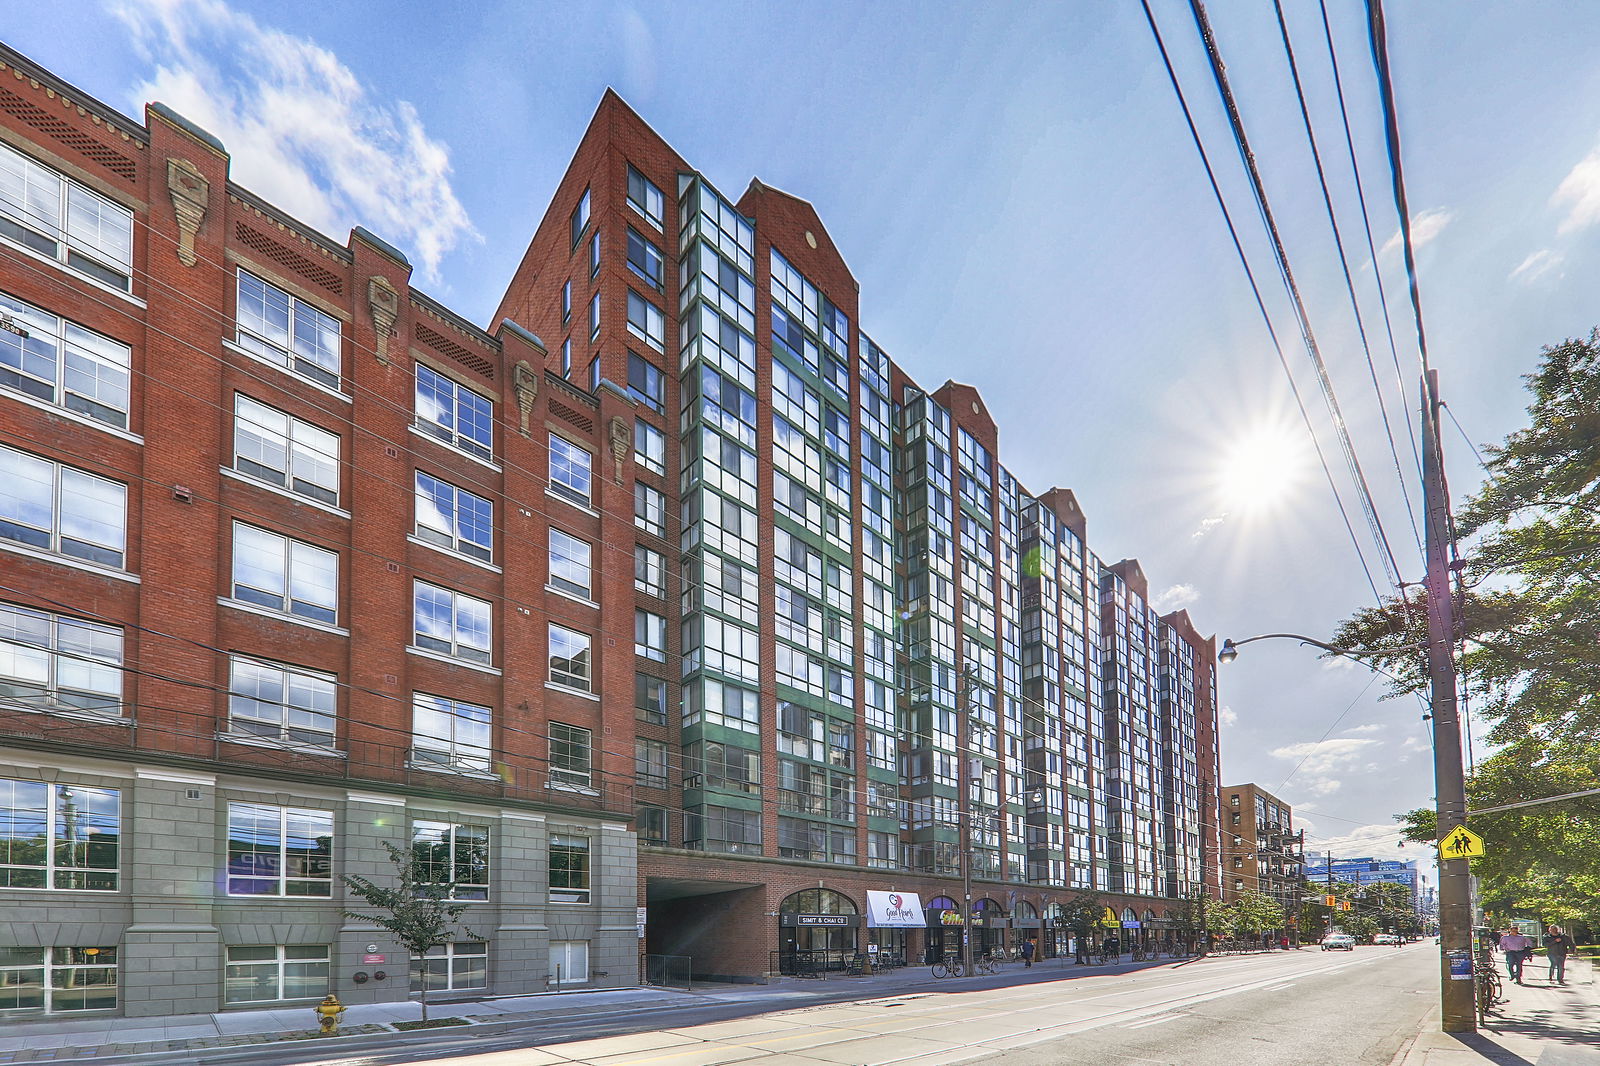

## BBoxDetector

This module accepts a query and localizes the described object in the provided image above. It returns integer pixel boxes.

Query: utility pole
[1421,368,1475,1032]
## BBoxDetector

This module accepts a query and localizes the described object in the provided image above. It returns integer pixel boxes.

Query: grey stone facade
[0,754,639,1017]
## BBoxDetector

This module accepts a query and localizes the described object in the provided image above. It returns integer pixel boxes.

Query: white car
[1374,934,1401,945]
[1321,934,1356,951]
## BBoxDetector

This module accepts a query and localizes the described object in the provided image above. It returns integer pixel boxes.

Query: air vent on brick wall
[0,85,137,181]
[548,399,595,434]
[415,321,495,381]
[234,222,345,297]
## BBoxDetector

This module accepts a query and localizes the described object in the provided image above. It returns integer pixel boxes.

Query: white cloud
[1219,705,1238,728]
[113,0,476,283]
[1151,583,1199,613]
[1508,249,1564,285]
[1191,514,1227,540]
[1554,140,1600,235]
[1271,737,1380,797]
[1380,207,1454,259]
[1300,821,1420,866]
[1345,724,1381,735]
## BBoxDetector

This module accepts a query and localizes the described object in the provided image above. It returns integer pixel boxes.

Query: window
[627,165,663,229]
[0,290,130,428]
[548,434,592,505]
[634,545,665,597]
[626,228,663,289]
[413,581,491,664]
[416,364,493,461]
[224,946,329,1004]
[235,271,341,389]
[234,395,339,505]
[635,673,667,725]
[0,444,126,569]
[634,419,665,475]
[0,778,119,890]
[560,337,571,378]
[0,141,132,291]
[683,804,761,854]
[413,941,487,993]
[561,280,571,324]
[588,292,600,340]
[228,657,336,748]
[548,624,592,692]
[571,188,591,247]
[415,472,493,562]
[635,609,666,662]
[411,693,492,772]
[637,805,667,845]
[0,602,121,716]
[626,290,664,352]
[0,947,117,1012]
[626,352,663,412]
[589,229,601,277]
[548,833,590,903]
[547,528,592,599]
[635,738,668,789]
[549,940,589,984]
[589,357,600,391]
[549,722,593,789]
[232,523,338,624]
[225,802,333,897]
[412,821,490,900]
[634,482,665,536]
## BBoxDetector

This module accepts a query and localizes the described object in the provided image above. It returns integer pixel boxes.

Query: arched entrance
[1143,909,1157,951]
[778,889,859,974]
[1042,902,1067,959]
[925,895,959,963]
[973,898,1004,956]
[1013,900,1041,960]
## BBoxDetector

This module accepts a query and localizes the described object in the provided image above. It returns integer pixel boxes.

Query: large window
[627,165,663,230]
[228,657,336,748]
[0,444,125,569]
[0,602,122,716]
[0,290,130,428]
[225,802,333,897]
[232,523,337,625]
[549,722,593,790]
[635,673,667,725]
[413,941,487,993]
[412,820,489,899]
[683,805,761,854]
[0,778,119,890]
[570,187,590,247]
[626,352,664,412]
[234,395,339,505]
[633,482,665,537]
[588,292,600,341]
[0,141,132,291]
[626,290,664,352]
[635,738,668,789]
[626,228,663,289]
[236,270,342,389]
[548,434,592,506]
[415,364,493,461]
[634,545,665,598]
[635,609,666,662]
[549,940,589,985]
[634,419,665,475]
[415,472,493,562]
[548,833,590,904]
[411,693,492,772]
[547,529,592,599]
[0,947,117,1012]
[548,624,592,693]
[413,581,492,664]
[636,805,668,845]
[224,946,329,1004]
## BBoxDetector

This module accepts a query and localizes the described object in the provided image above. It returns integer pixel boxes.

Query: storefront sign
[780,913,859,927]
[939,911,966,926]
[1012,917,1042,929]
[1121,920,1142,929]
[866,891,927,928]
[362,954,385,964]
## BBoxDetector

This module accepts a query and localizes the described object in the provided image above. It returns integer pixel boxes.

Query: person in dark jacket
[1020,938,1036,967]
[1543,926,1573,985]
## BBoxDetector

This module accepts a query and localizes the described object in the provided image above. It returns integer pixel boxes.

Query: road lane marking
[1124,1015,1178,1029]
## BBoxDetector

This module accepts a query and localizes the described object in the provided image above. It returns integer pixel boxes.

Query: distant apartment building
[1304,855,1421,910]
[1220,784,1303,935]
[0,41,1223,1018]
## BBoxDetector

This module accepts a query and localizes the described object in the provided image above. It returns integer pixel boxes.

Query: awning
[866,891,927,928]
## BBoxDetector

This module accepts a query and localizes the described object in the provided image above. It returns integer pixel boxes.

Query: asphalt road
[152,947,1437,1066]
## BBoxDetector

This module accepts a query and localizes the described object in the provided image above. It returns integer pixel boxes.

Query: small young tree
[1059,892,1106,962]
[343,842,480,1024]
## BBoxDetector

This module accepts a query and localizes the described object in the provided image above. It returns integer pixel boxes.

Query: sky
[12,0,1600,879]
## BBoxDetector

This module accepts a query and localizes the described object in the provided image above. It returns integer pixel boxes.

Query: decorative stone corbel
[513,360,539,437]
[367,276,400,363]
[165,157,209,267]
[608,416,631,481]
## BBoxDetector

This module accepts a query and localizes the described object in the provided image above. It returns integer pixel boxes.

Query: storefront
[923,895,961,963]
[777,889,859,973]
[1042,903,1069,959]
[972,898,1006,956]
[1012,900,1042,958]
[864,890,925,967]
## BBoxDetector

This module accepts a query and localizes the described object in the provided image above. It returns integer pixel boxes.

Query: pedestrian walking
[1499,928,1534,984]
[1020,938,1036,968]
[1542,926,1573,986]
[1103,934,1119,960]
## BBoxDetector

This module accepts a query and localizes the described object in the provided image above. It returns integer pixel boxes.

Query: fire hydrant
[315,993,346,1035]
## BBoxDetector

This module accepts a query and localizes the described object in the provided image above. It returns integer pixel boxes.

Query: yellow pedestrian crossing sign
[1439,826,1484,859]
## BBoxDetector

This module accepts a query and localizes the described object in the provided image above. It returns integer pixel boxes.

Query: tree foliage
[1232,890,1286,936]
[1330,331,1600,927]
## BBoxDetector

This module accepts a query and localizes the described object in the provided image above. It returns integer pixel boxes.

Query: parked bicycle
[975,953,1000,975]
[1475,951,1503,1025]
[1131,945,1148,962]
[931,955,966,979]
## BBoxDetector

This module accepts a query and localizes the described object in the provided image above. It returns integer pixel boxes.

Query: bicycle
[1131,945,1148,962]
[1475,953,1503,1025]
[932,956,966,979]
[975,953,1000,975]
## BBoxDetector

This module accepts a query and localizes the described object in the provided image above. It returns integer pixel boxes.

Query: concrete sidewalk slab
[1395,958,1599,1065]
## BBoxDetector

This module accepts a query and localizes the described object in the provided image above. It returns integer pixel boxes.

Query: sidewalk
[1396,956,1600,1065]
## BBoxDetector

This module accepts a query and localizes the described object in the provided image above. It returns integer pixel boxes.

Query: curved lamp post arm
[1218,633,1428,701]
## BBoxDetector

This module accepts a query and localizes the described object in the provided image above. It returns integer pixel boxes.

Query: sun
[1217,422,1310,517]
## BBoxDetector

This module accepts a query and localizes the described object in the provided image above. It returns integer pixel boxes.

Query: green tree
[1330,330,1600,928]
[1058,892,1106,962]
[343,842,482,1023]
[1233,890,1285,938]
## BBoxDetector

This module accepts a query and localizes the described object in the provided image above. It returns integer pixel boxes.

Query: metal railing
[643,953,692,990]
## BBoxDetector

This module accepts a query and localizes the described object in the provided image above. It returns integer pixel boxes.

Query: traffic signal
[1342,901,1352,912]
[1325,895,1336,907]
